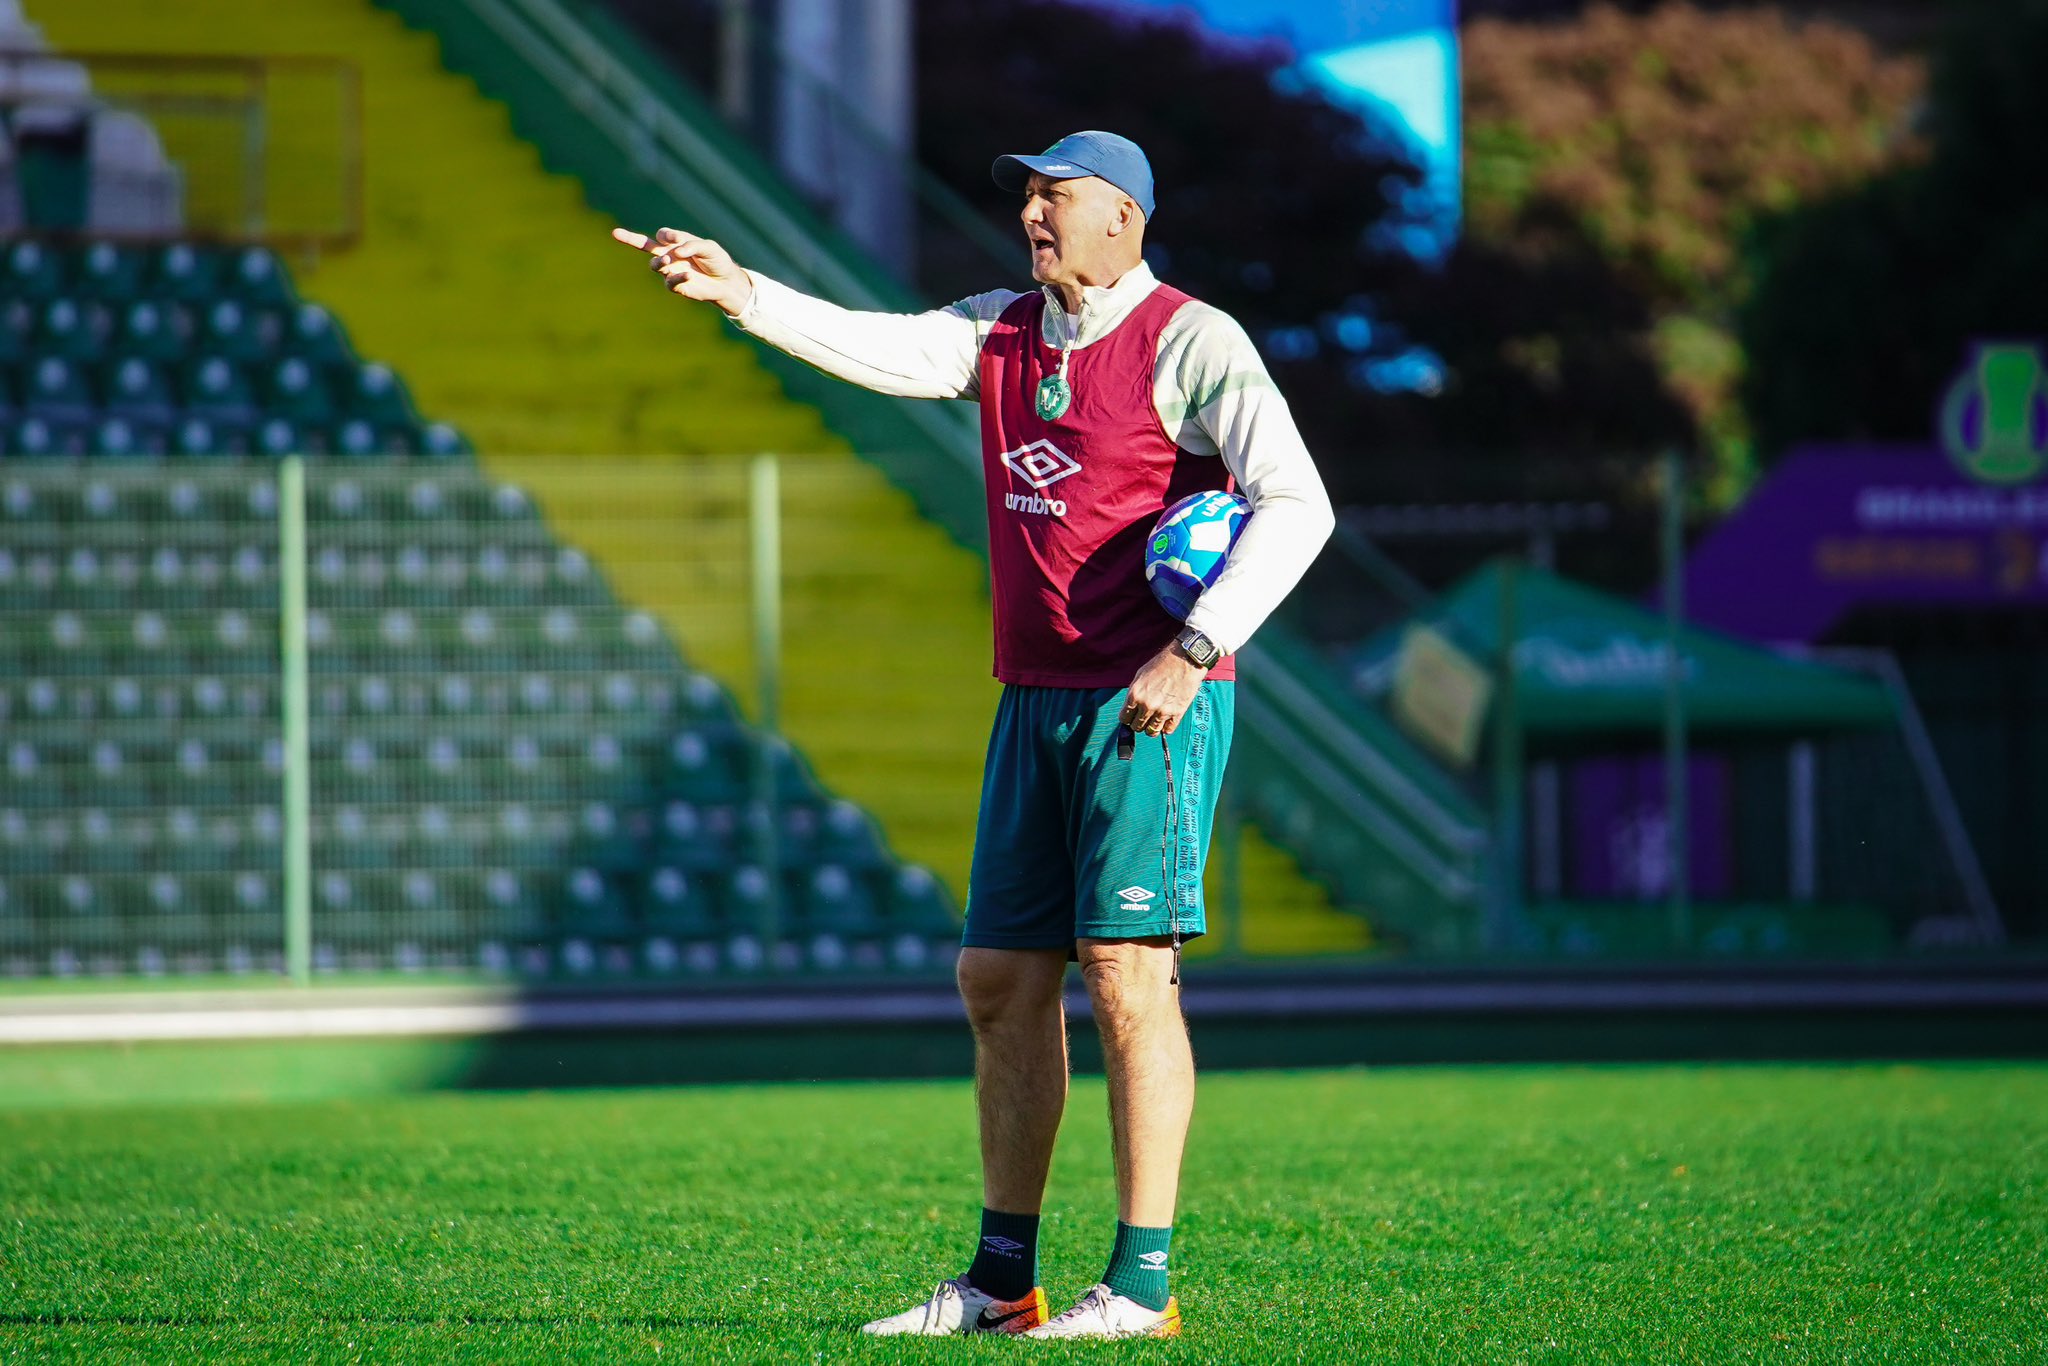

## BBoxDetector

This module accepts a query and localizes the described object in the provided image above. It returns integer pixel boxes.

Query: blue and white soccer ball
[1144,490,1251,620]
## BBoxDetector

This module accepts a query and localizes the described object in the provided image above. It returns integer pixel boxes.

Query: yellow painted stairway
[33,0,1365,955]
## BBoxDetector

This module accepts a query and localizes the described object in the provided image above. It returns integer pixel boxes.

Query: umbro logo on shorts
[1117,887,1155,905]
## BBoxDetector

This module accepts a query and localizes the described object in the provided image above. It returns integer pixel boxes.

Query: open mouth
[1028,230,1055,253]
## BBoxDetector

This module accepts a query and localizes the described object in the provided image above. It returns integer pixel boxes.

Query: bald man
[614,130,1333,1340]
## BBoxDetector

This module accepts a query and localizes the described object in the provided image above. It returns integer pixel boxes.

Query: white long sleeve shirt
[732,261,1334,656]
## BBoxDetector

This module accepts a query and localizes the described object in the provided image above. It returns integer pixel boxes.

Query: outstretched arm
[612,225,1013,401]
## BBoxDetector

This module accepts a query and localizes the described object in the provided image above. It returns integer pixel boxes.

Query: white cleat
[1024,1283,1182,1339]
[859,1275,1048,1336]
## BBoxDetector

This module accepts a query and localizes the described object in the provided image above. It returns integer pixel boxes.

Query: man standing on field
[613,131,1333,1340]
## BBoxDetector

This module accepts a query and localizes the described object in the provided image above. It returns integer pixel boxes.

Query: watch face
[1179,630,1219,666]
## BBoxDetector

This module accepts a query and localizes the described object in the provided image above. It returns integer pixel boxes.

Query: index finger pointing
[610,227,653,252]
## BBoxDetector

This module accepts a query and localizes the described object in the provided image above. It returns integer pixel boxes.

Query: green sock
[1101,1221,1173,1311]
[965,1207,1039,1302]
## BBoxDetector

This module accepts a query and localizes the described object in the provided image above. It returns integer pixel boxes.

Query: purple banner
[1682,444,2048,643]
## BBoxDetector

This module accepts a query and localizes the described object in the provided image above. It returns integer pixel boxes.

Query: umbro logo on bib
[1000,439,1081,517]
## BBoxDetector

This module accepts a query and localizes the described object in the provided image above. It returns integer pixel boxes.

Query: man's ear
[1108,196,1139,238]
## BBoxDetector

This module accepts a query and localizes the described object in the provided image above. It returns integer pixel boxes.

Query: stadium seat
[266,356,335,427]
[286,301,353,368]
[638,864,716,934]
[38,296,110,363]
[199,298,276,364]
[74,241,148,301]
[150,243,223,303]
[226,247,294,308]
[345,362,416,426]
[0,297,33,365]
[183,355,257,425]
[889,865,958,933]
[104,355,176,425]
[24,355,93,424]
[800,863,880,932]
[3,239,64,300]
[114,298,189,363]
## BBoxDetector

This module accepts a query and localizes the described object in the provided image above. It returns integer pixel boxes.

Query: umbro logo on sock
[982,1235,1026,1256]
[1137,1251,1169,1270]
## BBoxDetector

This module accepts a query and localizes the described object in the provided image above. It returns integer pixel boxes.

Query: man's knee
[957,946,1064,1032]
[1078,939,1173,1035]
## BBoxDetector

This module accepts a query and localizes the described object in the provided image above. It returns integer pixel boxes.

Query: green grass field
[2,1057,2043,1363]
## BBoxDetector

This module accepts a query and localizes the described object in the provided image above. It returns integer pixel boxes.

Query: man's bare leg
[1019,935,1192,1334]
[1075,936,1192,1225]
[862,946,1068,1336]
[957,946,1071,1212]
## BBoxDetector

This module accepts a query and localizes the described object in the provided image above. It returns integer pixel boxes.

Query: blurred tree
[916,0,1416,339]
[916,0,1697,536]
[1740,0,2048,460]
[1462,3,1923,503]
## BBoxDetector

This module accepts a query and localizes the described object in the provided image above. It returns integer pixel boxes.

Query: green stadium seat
[889,865,958,934]
[25,356,93,423]
[470,866,542,939]
[151,243,224,303]
[254,417,302,458]
[216,868,279,941]
[287,302,354,368]
[330,417,386,457]
[573,796,639,868]
[3,240,65,301]
[12,413,90,456]
[720,864,778,931]
[800,863,880,933]
[420,422,467,458]
[0,299,32,365]
[183,355,258,425]
[226,247,294,308]
[345,362,417,425]
[75,242,149,302]
[666,727,746,802]
[554,865,631,934]
[170,416,228,457]
[92,416,162,458]
[115,299,189,364]
[198,299,276,364]
[51,876,124,954]
[638,864,716,934]
[38,297,110,363]
[0,894,29,958]
[103,356,177,425]
[267,356,335,426]
[818,799,884,867]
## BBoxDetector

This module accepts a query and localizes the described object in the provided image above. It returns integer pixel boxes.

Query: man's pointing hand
[611,226,753,317]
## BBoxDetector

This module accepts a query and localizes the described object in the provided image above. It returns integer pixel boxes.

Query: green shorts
[964,681,1235,950]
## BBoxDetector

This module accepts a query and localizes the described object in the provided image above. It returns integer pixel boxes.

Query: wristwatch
[1173,626,1223,669]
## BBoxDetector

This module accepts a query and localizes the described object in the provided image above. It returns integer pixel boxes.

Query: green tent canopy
[1349,561,1894,736]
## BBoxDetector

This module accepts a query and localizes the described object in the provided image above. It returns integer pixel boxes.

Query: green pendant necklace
[1035,373,1071,421]
[1036,294,1081,421]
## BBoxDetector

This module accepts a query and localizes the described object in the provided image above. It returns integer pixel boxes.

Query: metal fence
[0,455,963,984]
[0,452,2018,987]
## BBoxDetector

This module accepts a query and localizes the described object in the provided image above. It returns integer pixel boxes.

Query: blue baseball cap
[992,131,1155,220]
